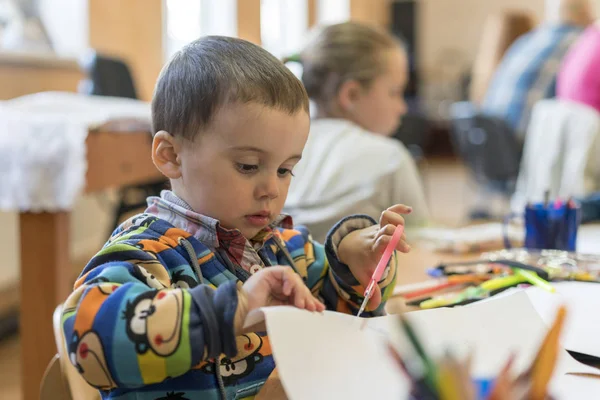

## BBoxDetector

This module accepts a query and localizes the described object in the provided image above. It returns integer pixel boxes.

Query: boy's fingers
[305,288,325,312]
[397,239,411,253]
[387,204,413,214]
[379,210,406,228]
[374,235,411,255]
[273,266,326,312]
[377,224,396,238]
[315,300,325,312]
[367,285,382,310]
[282,277,292,296]
[373,234,390,255]
[376,224,407,242]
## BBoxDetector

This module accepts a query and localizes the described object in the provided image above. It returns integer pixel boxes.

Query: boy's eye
[278,168,295,177]
[236,163,258,174]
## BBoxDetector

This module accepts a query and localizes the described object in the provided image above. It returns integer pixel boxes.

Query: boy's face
[166,103,310,239]
[350,47,408,136]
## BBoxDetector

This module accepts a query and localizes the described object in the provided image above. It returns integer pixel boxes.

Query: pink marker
[356,224,405,317]
[554,198,563,210]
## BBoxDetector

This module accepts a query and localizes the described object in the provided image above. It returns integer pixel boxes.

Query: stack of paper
[247,292,600,399]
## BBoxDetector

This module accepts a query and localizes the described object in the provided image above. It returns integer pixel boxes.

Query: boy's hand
[337,204,412,310]
[235,266,325,335]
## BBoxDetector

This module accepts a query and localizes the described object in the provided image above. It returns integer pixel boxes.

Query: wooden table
[20,127,163,400]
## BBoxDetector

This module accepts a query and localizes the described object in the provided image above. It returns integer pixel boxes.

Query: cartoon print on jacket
[130,263,168,289]
[154,391,190,400]
[200,333,265,385]
[170,269,199,289]
[123,289,184,356]
[68,283,120,389]
[68,330,116,389]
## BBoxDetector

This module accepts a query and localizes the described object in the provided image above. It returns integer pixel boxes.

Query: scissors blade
[357,297,368,318]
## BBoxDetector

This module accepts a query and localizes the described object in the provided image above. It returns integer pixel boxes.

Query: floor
[0,157,502,399]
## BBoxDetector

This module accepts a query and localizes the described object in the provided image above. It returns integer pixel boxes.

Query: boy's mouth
[245,211,272,227]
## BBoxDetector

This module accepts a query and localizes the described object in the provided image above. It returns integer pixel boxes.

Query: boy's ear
[152,131,182,179]
[337,79,363,113]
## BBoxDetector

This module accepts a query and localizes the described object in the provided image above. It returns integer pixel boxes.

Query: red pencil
[403,281,463,300]
[402,275,490,300]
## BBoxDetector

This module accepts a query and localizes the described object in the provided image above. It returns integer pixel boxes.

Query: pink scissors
[356,224,404,317]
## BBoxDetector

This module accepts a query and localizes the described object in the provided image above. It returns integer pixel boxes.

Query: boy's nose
[256,175,280,199]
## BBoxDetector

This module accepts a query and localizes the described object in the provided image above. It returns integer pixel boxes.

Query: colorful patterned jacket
[61,191,398,400]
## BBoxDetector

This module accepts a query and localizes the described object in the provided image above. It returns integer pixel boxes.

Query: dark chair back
[450,101,522,193]
[392,112,432,162]
[79,51,138,99]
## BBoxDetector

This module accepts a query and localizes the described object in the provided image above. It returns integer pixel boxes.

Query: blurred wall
[418,0,546,84]
[89,0,163,102]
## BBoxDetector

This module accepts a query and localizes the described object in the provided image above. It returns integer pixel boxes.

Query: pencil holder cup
[503,201,581,251]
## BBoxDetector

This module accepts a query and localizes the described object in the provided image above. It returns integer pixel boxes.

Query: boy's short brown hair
[152,36,309,140]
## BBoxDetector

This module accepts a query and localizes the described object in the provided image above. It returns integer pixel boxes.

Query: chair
[450,101,522,218]
[511,99,600,212]
[78,50,138,99]
[40,355,72,400]
[78,50,168,233]
[39,304,100,400]
[392,112,432,162]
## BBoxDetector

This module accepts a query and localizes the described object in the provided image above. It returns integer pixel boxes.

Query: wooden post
[237,0,262,44]
[350,0,391,28]
[20,212,71,400]
[308,0,318,27]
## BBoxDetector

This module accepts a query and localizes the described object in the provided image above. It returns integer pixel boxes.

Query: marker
[480,274,527,292]
[513,268,556,293]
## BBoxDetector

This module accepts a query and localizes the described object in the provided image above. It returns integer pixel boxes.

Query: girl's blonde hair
[299,22,403,104]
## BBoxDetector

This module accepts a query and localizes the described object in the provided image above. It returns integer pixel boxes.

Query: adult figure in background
[469,10,536,106]
[556,19,600,216]
[558,19,600,114]
[481,0,593,141]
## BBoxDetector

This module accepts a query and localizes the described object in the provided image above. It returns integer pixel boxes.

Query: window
[164,0,236,60]
[316,0,349,25]
[260,0,308,60]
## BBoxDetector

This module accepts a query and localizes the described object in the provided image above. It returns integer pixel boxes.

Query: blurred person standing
[481,0,593,141]
[558,19,600,114]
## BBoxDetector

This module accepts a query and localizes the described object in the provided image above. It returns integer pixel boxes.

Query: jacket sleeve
[280,215,397,317]
[61,241,239,390]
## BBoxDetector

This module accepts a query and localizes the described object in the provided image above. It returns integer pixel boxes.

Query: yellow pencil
[529,305,567,400]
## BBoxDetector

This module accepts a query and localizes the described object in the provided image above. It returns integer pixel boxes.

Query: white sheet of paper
[577,225,600,255]
[248,292,600,400]
[249,308,409,400]
[485,282,600,358]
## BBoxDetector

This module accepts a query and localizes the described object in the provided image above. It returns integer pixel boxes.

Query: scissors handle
[366,224,404,292]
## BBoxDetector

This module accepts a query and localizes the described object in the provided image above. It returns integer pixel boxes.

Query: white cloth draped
[0,91,150,211]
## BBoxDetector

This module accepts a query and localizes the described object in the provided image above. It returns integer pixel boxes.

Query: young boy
[62,36,411,400]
